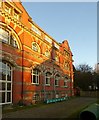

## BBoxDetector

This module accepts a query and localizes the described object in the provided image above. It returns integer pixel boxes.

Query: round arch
[0,22,22,50]
[32,42,40,53]
[1,54,17,67]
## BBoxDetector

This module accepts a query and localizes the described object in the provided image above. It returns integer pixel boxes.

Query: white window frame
[64,77,68,88]
[45,72,51,86]
[64,62,70,70]
[55,75,60,86]
[64,50,70,57]
[0,28,9,43]
[14,9,19,20]
[31,69,39,85]
[0,61,12,105]
[0,28,19,49]
[5,5,11,14]
[55,55,59,62]
[32,42,39,52]
[45,50,50,58]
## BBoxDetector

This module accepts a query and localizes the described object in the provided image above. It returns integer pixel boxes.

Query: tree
[74,64,93,91]
[76,64,92,72]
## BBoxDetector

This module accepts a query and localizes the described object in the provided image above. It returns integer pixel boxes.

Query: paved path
[2,97,97,119]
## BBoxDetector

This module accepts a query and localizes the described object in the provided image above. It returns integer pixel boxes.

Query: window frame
[64,77,68,88]
[64,62,70,70]
[14,9,20,20]
[55,55,59,62]
[5,4,11,14]
[32,42,40,52]
[0,28,19,49]
[45,72,51,86]
[31,69,40,85]
[45,50,50,58]
[0,61,12,105]
[55,75,60,86]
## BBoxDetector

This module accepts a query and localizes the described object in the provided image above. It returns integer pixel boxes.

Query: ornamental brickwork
[0,0,74,105]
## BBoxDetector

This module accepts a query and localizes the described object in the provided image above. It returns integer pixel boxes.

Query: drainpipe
[43,60,46,102]
[21,31,24,103]
[21,45,23,102]
[52,59,56,99]
[43,67,46,101]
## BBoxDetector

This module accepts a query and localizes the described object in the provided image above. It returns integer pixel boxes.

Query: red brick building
[0,0,74,105]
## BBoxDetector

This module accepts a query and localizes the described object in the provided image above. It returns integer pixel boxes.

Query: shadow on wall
[20,41,73,105]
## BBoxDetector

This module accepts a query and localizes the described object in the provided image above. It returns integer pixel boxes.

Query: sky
[22,2,97,69]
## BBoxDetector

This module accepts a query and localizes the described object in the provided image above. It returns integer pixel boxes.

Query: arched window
[45,72,51,86]
[0,28,19,48]
[10,35,18,48]
[64,62,70,70]
[31,69,40,84]
[55,55,59,62]
[0,61,12,105]
[32,42,40,52]
[64,50,70,57]
[55,74,60,86]
[64,76,68,87]
[45,50,50,58]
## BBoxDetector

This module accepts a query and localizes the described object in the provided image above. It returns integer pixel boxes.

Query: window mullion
[11,67,12,103]
[36,74,37,84]
[5,63,7,103]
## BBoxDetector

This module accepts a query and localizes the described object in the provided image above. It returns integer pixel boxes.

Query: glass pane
[33,75,36,83]
[0,28,9,43]
[14,40,18,48]
[0,70,2,80]
[7,71,11,81]
[10,35,14,46]
[36,76,39,83]
[2,92,5,103]
[36,70,39,74]
[2,62,6,69]
[2,69,6,80]
[7,64,11,71]
[7,92,11,102]
[46,78,48,84]
[64,82,66,86]
[32,43,38,51]
[55,80,57,85]
[46,72,50,77]
[55,80,58,85]
[33,69,39,75]
[0,92,2,103]
[46,78,50,84]
[33,69,36,74]
[7,83,11,90]
[0,34,3,40]
[5,6,10,13]
[2,82,5,90]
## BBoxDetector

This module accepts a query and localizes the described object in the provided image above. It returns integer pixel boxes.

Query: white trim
[0,62,12,105]
[31,69,39,84]
[45,72,51,86]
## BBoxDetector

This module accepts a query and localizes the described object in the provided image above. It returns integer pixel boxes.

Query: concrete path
[2,97,97,119]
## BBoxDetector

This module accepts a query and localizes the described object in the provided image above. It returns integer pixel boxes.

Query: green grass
[97,99,99,104]
[2,103,44,114]
[68,101,99,119]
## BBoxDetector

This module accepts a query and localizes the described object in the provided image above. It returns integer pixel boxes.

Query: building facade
[0,0,74,105]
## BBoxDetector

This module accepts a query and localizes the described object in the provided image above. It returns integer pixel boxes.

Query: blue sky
[22,2,97,69]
